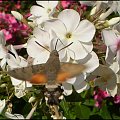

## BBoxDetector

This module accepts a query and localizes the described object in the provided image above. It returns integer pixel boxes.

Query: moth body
[44,50,60,86]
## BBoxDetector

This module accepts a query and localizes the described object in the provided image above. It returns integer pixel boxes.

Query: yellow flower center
[66,33,72,39]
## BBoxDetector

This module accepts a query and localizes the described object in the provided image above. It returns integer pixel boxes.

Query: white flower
[10,81,32,98]
[80,1,108,14]
[5,112,24,119]
[91,64,117,97]
[0,99,5,114]
[44,9,95,60]
[0,31,8,69]
[107,17,120,26]
[7,45,28,69]
[99,1,120,20]
[11,11,23,21]
[0,31,6,46]
[102,29,120,65]
[28,1,58,25]
[27,27,66,64]
[6,45,32,98]
[62,51,99,96]
[0,31,27,69]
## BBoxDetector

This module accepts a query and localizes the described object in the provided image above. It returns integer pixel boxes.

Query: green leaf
[100,105,112,119]
[83,99,95,106]
[72,103,91,119]
[60,99,70,118]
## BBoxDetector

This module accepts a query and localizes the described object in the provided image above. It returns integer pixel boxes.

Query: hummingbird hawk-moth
[8,40,86,105]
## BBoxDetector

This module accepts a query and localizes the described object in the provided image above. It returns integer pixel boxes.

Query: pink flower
[114,95,120,104]
[94,88,109,108]
[2,29,12,40]
[0,12,29,42]
[61,1,72,9]
[15,1,21,10]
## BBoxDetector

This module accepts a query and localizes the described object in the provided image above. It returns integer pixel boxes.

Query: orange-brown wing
[29,74,47,85]
[8,64,47,85]
[56,63,86,83]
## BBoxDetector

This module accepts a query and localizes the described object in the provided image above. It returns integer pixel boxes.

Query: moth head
[50,50,59,57]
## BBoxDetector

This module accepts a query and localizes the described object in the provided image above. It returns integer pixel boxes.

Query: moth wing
[8,64,47,84]
[56,63,86,83]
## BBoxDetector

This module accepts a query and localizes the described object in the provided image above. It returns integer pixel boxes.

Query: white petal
[116,51,120,64]
[0,31,6,45]
[116,74,120,83]
[62,82,72,96]
[14,82,27,98]
[33,27,50,44]
[27,37,50,59]
[81,41,93,53]
[50,38,67,60]
[0,99,5,114]
[10,45,20,63]
[58,9,80,32]
[44,19,67,39]
[0,45,7,59]
[74,81,90,93]
[69,41,88,60]
[5,112,24,119]
[109,61,119,73]
[7,54,20,69]
[26,82,32,87]
[107,85,117,97]
[36,1,49,8]
[105,47,115,64]
[11,11,23,21]
[19,56,28,67]
[48,1,58,9]
[109,44,117,53]
[0,58,7,70]
[102,30,118,46]
[74,73,86,85]
[11,77,32,87]
[11,77,23,86]
[30,5,45,16]
[80,51,99,73]
[73,20,95,42]
[33,51,49,64]
[33,52,49,64]
[66,77,76,84]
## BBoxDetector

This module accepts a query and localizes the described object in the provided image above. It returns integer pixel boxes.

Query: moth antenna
[8,50,16,58]
[55,39,59,50]
[57,38,66,46]
[35,41,50,52]
[58,42,73,52]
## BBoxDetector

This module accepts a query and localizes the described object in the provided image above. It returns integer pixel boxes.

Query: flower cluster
[0,0,120,119]
[0,12,29,42]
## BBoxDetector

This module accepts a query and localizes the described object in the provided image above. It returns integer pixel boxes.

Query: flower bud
[28,96,36,103]
[11,11,23,21]
[90,6,96,15]
[108,17,120,26]
[0,83,7,88]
